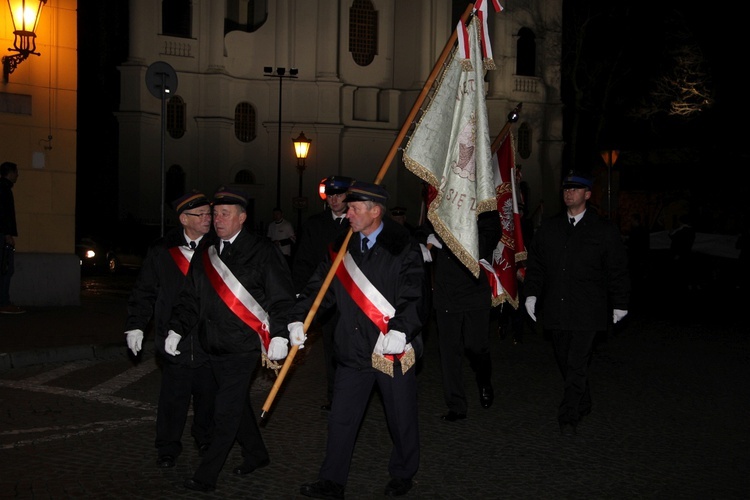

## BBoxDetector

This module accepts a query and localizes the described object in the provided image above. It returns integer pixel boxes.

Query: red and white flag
[403,15,497,278]
[486,131,527,308]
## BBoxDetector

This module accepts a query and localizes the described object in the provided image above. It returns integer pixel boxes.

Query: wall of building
[118,0,563,232]
[1,0,79,306]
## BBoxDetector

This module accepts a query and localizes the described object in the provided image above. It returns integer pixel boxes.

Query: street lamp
[264,66,299,208]
[2,0,47,82]
[293,131,311,230]
[600,149,619,218]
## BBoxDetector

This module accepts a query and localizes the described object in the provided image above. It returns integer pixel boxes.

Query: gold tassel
[261,353,282,377]
[371,349,417,377]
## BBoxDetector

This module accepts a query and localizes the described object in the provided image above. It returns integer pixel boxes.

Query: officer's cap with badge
[323,176,355,195]
[561,170,593,190]
[213,186,249,208]
[172,190,210,215]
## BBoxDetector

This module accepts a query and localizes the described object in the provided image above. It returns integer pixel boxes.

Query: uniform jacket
[169,228,296,358]
[291,208,350,294]
[290,218,426,370]
[430,211,501,313]
[125,227,209,365]
[524,209,630,331]
[0,176,17,237]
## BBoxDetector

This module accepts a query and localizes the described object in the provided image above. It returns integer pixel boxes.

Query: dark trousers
[319,363,419,486]
[155,361,215,458]
[0,239,14,305]
[549,329,596,424]
[435,308,492,414]
[321,312,339,403]
[193,353,268,486]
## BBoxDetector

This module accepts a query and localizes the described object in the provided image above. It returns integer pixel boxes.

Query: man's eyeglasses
[184,212,212,219]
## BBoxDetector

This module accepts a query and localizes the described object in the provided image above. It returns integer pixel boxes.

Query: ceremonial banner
[487,131,527,308]
[403,15,496,278]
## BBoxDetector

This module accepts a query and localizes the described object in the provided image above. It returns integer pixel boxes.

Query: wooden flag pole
[260,3,477,420]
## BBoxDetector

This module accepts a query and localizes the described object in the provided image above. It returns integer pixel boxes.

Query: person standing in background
[124,190,216,469]
[292,175,354,410]
[0,161,24,314]
[524,170,630,437]
[267,207,296,266]
[427,211,501,422]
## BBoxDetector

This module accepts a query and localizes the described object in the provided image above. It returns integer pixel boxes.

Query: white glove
[267,337,289,361]
[288,321,306,349]
[525,296,537,322]
[165,330,182,356]
[613,309,628,324]
[426,234,442,249]
[382,330,407,354]
[125,329,144,355]
[419,243,433,263]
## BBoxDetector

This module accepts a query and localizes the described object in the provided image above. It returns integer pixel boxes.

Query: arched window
[234,102,256,143]
[225,0,268,34]
[162,0,191,38]
[518,122,532,159]
[234,169,255,184]
[166,165,186,204]
[349,0,378,66]
[516,28,536,77]
[167,95,186,139]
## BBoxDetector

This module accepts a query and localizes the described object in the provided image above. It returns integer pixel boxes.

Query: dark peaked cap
[172,190,210,215]
[344,181,389,203]
[213,187,249,207]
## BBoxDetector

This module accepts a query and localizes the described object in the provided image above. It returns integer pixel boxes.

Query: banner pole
[260,3,477,420]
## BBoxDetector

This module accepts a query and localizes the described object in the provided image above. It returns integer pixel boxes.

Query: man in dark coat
[524,171,630,437]
[166,187,296,492]
[427,210,501,421]
[125,190,216,468]
[289,181,426,499]
[0,161,24,314]
[291,175,353,410]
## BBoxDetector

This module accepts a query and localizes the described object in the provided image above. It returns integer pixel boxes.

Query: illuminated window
[349,0,378,66]
[235,102,257,143]
[167,96,186,139]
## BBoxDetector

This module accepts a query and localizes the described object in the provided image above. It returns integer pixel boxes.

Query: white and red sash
[168,245,193,276]
[202,246,271,352]
[330,248,416,375]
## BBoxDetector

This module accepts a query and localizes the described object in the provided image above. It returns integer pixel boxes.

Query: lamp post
[293,131,311,230]
[2,0,47,82]
[264,66,298,208]
[600,149,619,219]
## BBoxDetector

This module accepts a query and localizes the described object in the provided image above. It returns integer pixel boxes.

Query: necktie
[569,217,575,226]
[221,240,231,256]
[361,236,369,253]
[189,241,196,249]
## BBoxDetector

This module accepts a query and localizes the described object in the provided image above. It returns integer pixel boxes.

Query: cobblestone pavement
[0,275,747,499]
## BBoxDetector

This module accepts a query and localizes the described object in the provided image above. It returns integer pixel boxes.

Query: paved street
[0,273,747,499]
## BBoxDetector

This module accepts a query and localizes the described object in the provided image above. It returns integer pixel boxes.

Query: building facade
[0,0,79,306]
[118,0,563,233]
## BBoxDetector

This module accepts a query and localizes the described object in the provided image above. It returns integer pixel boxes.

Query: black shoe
[479,384,494,409]
[197,443,210,457]
[156,455,175,468]
[233,458,270,475]
[183,478,215,492]
[560,422,577,437]
[384,477,413,496]
[440,411,467,422]
[300,479,345,499]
